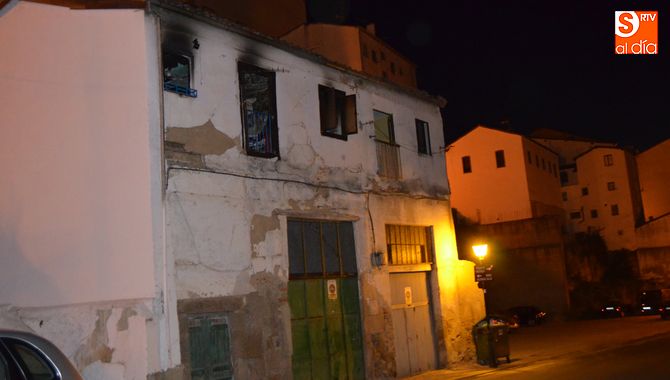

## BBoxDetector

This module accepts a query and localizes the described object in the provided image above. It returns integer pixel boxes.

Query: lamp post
[473,243,490,316]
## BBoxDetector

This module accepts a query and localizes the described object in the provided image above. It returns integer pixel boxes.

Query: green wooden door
[288,220,365,380]
[188,314,234,380]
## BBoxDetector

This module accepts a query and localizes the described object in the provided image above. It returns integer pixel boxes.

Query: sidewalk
[405,315,670,379]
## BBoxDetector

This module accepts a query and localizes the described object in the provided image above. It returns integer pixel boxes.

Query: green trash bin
[472,316,510,367]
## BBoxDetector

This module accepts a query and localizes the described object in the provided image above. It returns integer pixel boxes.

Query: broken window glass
[163,52,196,97]
[238,63,279,157]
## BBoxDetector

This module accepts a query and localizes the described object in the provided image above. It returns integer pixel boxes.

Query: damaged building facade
[1,1,483,379]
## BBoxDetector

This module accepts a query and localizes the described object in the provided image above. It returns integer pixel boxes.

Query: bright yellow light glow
[472,244,488,260]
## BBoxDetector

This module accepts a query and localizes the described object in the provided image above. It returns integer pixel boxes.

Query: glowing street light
[472,244,488,262]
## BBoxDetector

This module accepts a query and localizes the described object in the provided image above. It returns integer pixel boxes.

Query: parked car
[507,306,547,326]
[600,302,626,318]
[0,329,83,380]
[488,314,520,330]
[639,290,662,315]
[660,304,670,320]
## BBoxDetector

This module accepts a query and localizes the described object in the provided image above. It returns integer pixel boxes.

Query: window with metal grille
[288,219,357,279]
[385,225,433,265]
[239,62,279,158]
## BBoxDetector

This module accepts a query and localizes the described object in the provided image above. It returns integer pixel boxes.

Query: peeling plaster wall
[0,300,157,379]
[158,6,481,378]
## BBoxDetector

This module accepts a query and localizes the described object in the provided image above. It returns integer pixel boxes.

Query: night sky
[330,0,670,151]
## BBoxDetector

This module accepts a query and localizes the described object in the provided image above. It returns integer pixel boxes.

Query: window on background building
[535,154,540,168]
[462,156,472,173]
[163,51,197,97]
[607,181,616,191]
[541,158,546,170]
[380,51,386,61]
[239,63,279,158]
[591,209,599,218]
[390,61,396,74]
[560,171,568,185]
[570,211,582,220]
[604,154,614,166]
[385,225,433,265]
[318,85,357,140]
[415,119,431,155]
[495,150,506,168]
[371,50,378,62]
[362,43,368,58]
[581,187,589,196]
[611,204,619,216]
[552,163,558,177]
[527,151,532,164]
[562,192,568,201]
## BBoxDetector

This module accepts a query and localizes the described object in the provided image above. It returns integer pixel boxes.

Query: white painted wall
[446,127,532,224]
[574,148,638,250]
[0,2,156,306]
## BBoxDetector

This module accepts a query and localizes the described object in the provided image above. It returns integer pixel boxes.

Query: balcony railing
[375,139,401,179]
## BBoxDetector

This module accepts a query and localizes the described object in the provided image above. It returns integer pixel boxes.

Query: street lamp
[472,244,488,262]
[473,243,490,317]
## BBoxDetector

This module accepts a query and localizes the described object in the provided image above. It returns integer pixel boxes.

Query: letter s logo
[615,11,639,38]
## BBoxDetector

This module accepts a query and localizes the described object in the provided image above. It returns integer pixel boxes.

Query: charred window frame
[163,51,197,97]
[238,62,279,158]
[318,85,357,140]
[415,119,431,155]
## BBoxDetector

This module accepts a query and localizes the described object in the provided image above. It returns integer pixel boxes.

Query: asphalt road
[409,316,670,380]
[480,333,670,379]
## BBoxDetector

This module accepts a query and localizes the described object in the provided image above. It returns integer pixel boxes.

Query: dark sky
[333,0,670,151]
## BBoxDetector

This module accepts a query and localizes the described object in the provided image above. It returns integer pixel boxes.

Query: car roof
[0,329,83,380]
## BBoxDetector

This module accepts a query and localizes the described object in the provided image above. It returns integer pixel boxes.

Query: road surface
[409,315,670,379]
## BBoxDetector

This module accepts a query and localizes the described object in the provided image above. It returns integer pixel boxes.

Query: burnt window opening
[318,85,357,140]
[163,51,197,97]
[495,150,506,168]
[239,62,279,158]
[581,187,589,196]
[415,119,431,155]
[591,209,599,218]
[462,156,472,173]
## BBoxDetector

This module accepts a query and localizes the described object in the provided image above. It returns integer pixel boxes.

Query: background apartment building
[445,126,563,225]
